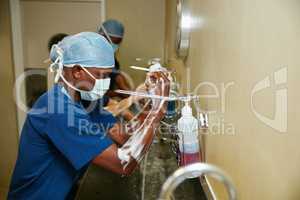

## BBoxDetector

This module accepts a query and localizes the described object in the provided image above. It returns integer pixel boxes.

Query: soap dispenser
[177,100,201,166]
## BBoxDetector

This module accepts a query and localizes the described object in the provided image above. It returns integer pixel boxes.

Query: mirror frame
[176,0,191,60]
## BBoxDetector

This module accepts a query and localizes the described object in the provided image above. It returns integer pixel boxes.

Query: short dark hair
[48,33,68,52]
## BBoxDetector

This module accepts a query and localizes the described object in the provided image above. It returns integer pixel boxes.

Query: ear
[72,65,83,79]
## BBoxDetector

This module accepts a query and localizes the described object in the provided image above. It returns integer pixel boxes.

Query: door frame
[9,0,106,134]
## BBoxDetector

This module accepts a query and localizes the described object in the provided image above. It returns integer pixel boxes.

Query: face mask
[79,67,110,101]
[59,66,110,101]
[80,78,110,101]
[111,43,119,52]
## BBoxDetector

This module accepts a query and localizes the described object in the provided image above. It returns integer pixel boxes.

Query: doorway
[10,0,106,133]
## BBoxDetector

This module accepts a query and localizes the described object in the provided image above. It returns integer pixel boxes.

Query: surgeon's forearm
[117,120,157,175]
[106,90,129,98]
[108,123,130,146]
[108,101,162,147]
[92,144,138,176]
[117,101,166,169]
[135,114,158,154]
[124,99,157,135]
[105,97,133,117]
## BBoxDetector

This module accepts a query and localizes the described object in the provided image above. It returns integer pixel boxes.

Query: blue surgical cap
[50,32,114,68]
[98,19,125,38]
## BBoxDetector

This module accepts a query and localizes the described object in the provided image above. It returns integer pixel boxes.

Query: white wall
[0,0,19,197]
[106,0,166,87]
[166,0,300,199]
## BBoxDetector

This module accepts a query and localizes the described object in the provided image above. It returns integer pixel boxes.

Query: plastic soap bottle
[177,100,201,166]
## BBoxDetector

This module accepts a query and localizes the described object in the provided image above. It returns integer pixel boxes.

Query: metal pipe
[115,89,199,101]
[158,163,237,200]
[200,175,217,200]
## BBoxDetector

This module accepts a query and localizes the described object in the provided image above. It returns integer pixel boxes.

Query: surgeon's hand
[146,71,170,113]
[132,84,147,103]
[146,72,170,96]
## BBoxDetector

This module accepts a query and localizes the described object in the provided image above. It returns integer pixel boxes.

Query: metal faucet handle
[158,163,237,200]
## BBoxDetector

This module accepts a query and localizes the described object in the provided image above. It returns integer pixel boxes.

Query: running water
[141,153,149,200]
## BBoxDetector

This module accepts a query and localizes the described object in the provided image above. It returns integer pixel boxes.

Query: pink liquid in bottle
[180,151,202,166]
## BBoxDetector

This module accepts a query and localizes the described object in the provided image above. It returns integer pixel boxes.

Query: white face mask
[79,67,111,101]
[60,66,111,101]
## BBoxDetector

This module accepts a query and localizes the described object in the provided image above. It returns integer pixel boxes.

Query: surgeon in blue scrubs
[8,32,169,200]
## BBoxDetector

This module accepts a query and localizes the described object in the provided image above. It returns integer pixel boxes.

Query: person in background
[97,19,131,99]
[48,33,69,52]
[8,32,169,200]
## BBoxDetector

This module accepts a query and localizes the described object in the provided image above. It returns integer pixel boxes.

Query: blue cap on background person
[97,19,125,38]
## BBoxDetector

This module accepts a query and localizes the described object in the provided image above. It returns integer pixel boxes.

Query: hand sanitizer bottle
[177,100,201,166]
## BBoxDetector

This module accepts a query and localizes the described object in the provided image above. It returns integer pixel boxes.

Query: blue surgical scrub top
[8,84,116,200]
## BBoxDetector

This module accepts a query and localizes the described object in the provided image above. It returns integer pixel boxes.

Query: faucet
[158,163,237,200]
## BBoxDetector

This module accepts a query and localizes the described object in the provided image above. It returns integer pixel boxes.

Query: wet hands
[145,71,170,112]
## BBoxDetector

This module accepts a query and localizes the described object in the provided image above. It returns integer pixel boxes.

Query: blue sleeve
[45,110,115,170]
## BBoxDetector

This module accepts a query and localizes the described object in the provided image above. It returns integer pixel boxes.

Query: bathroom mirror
[176,0,191,60]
